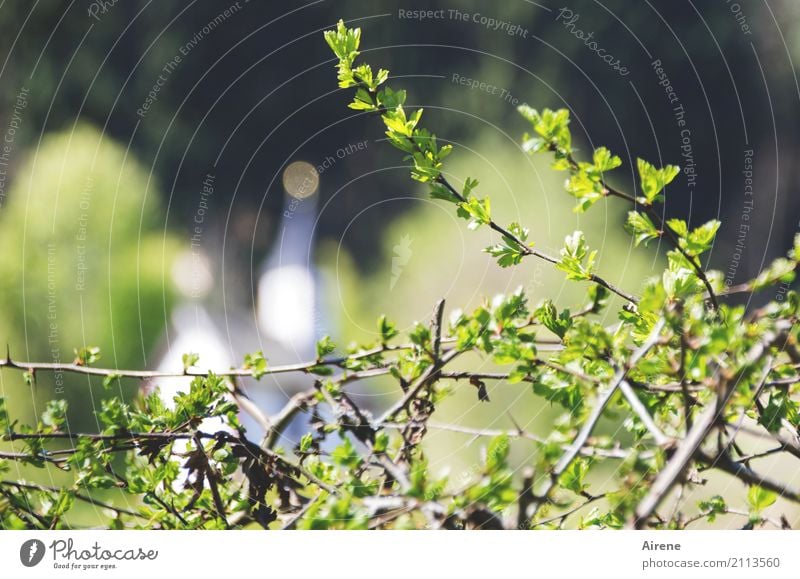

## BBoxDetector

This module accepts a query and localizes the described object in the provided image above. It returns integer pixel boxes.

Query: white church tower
[147,160,328,447]
[257,161,322,361]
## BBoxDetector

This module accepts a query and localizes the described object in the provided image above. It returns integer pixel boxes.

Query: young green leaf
[556,231,597,281]
[747,485,777,516]
[73,346,101,366]
[182,352,199,372]
[625,211,661,247]
[535,300,572,339]
[457,195,491,230]
[244,351,268,379]
[636,159,680,204]
[377,315,398,343]
[316,336,337,360]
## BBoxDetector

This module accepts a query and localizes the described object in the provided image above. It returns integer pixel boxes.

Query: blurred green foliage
[0,124,178,422]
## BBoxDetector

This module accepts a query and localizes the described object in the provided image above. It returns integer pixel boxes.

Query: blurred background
[0,0,799,527]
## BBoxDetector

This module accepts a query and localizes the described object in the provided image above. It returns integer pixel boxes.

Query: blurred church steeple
[257,160,324,361]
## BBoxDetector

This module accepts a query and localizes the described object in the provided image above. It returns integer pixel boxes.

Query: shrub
[1,21,798,530]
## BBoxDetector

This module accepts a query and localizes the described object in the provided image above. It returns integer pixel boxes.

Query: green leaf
[681,220,720,256]
[41,399,67,430]
[565,170,604,213]
[484,224,529,268]
[758,391,789,432]
[299,433,314,453]
[73,346,101,366]
[429,182,459,203]
[316,336,337,360]
[536,300,571,339]
[102,373,122,389]
[457,195,491,230]
[0,398,9,433]
[244,351,268,380]
[698,495,727,523]
[592,147,622,172]
[752,257,797,291]
[518,106,572,154]
[323,20,361,61]
[323,20,362,88]
[559,458,589,494]
[636,159,680,204]
[532,373,584,415]
[373,431,389,453]
[790,233,800,261]
[556,231,597,281]
[665,218,688,238]
[747,485,776,515]
[485,434,510,473]
[377,315,398,343]
[349,87,376,111]
[625,211,660,247]
[182,352,199,372]
[308,365,334,376]
[378,86,406,110]
[409,322,431,350]
[332,436,362,469]
[516,103,540,124]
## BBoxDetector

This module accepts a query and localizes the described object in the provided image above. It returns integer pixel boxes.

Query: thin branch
[576,154,719,311]
[376,348,461,424]
[722,422,800,462]
[263,390,316,450]
[698,450,800,504]
[678,324,695,430]
[280,493,322,530]
[431,298,445,359]
[0,479,144,519]
[192,432,229,528]
[632,321,793,527]
[0,342,413,381]
[434,176,639,304]
[531,318,667,515]
[619,379,670,446]
[381,421,642,460]
[682,505,789,529]
[530,492,608,529]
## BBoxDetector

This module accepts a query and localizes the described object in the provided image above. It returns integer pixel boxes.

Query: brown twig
[530,318,667,516]
[632,320,793,528]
